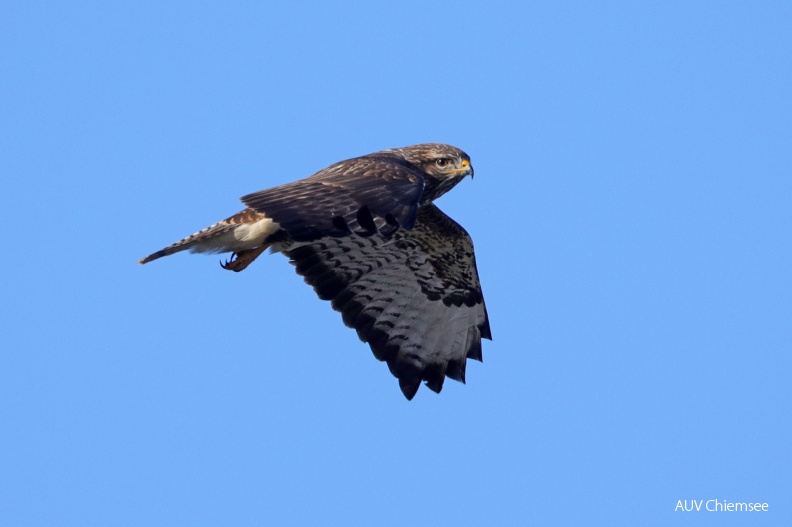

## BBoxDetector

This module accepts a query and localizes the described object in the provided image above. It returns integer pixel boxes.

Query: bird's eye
[434,158,450,167]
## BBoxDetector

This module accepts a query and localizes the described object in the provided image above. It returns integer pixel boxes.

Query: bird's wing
[284,204,491,399]
[241,155,425,241]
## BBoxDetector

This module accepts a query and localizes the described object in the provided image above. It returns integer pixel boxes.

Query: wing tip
[399,378,421,400]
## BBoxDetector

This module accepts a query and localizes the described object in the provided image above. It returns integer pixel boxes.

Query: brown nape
[220,246,268,272]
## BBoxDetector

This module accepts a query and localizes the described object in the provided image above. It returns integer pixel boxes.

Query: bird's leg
[220,245,267,272]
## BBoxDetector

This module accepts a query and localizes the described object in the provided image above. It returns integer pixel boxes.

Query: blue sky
[2,2,790,525]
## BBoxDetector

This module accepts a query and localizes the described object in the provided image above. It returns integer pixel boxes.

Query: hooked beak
[451,159,474,178]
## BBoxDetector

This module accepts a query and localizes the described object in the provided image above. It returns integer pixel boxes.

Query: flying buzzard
[139,143,491,399]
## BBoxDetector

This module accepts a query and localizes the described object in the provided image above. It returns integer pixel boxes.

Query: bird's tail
[137,222,238,264]
[138,208,279,270]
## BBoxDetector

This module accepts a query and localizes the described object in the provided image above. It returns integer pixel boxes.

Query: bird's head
[397,143,473,178]
[387,143,474,202]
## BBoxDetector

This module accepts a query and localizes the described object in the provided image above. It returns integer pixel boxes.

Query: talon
[219,246,266,272]
[220,252,239,270]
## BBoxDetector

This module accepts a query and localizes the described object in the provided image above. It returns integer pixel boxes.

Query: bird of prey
[139,143,491,399]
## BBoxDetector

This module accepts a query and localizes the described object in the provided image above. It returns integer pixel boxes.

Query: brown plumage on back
[139,144,491,399]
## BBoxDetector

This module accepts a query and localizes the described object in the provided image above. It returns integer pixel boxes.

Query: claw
[220,252,238,270]
[219,246,267,272]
